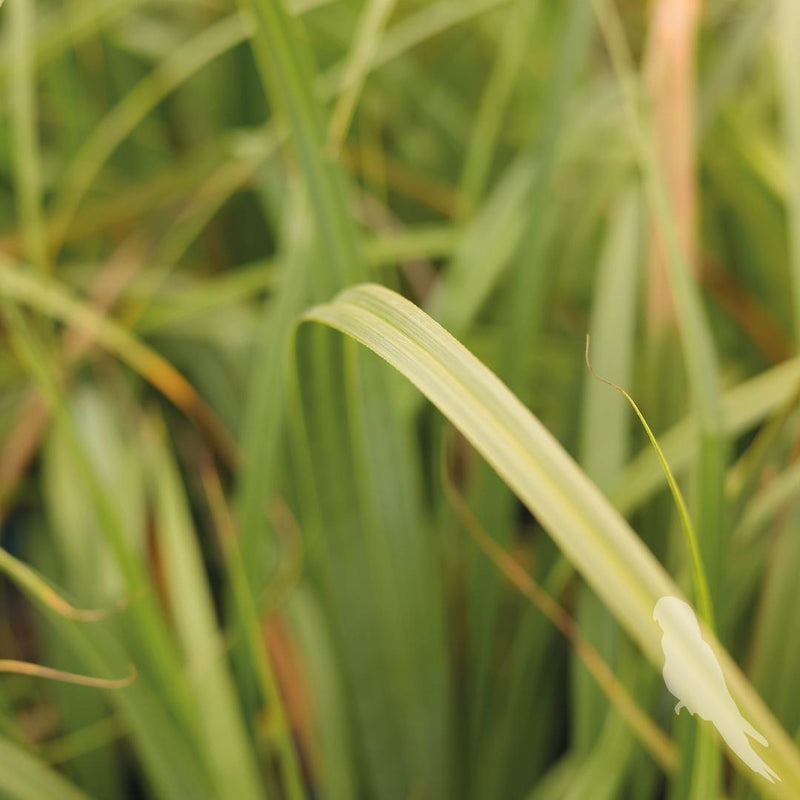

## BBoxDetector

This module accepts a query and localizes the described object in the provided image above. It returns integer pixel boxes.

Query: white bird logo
[653,596,779,784]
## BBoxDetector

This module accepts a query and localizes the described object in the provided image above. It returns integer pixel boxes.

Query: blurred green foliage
[0,0,799,798]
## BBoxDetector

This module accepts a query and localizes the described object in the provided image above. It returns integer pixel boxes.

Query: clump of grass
[0,1,799,799]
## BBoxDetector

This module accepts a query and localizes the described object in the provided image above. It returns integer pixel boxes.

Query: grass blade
[145,420,266,800]
[0,736,93,800]
[776,0,800,349]
[7,0,47,272]
[304,283,800,797]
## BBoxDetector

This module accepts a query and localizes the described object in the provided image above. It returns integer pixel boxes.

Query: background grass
[0,0,799,798]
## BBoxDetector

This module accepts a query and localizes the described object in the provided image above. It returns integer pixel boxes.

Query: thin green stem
[8,0,48,272]
[585,335,714,628]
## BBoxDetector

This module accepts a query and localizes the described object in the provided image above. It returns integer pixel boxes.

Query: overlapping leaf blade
[304,283,800,798]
